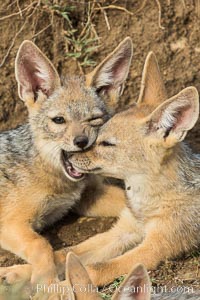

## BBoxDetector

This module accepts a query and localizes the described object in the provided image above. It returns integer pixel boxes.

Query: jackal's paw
[0,264,32,286]
[31,265,59,288]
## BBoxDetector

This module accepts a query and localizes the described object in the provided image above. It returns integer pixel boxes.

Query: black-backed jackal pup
[0,38,133,287]
[68,52,200,286]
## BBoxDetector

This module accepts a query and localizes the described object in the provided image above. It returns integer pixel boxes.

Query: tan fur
[74,179,126,217]
[67,52,200,286]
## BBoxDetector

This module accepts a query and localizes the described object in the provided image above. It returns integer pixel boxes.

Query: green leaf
[66,52,82,58]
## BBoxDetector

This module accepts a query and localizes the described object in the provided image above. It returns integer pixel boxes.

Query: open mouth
[61,150,85,181]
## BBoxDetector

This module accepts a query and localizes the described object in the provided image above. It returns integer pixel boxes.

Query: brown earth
[0,0,199,297]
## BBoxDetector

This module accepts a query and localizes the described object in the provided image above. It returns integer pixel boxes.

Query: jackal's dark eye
[52,117,66,124]
[99,141,116,147]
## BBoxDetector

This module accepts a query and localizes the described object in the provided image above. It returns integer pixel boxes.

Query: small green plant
[46,1,99,71]
[49,3,75,24]
[99,276,125,299]
[190,249,200,259]
[66,32,99,68]
[100,293,111,300]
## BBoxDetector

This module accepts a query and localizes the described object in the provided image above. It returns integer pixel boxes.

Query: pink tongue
[67,166,82,177]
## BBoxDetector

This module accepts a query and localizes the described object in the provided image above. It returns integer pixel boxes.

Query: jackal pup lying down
[0,38,133,286]
[68,52,200,286]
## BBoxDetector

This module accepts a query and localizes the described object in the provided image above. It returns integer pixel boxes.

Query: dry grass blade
[0,0,41,68]
[94,4,133,16]
[95,1,165,30]
[0,1,37,21]
[97,3,110,31]
[0,21,27,68]
[16,0,23,17]
[181,0,186,9]
[195,0,200,17]
[133,0,147,15]
[155,0,165,30]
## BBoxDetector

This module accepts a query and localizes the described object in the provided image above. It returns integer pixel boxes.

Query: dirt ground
[0,0,199,296]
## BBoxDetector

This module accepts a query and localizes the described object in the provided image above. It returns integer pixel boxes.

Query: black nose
[73,136,89,149]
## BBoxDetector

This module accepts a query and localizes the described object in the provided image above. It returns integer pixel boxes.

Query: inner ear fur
[144,86,199,144]
[15,40,61,103]
[85,37,133,113]
[112,264,151,300]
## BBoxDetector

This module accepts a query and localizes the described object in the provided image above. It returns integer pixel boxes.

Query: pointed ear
[138,51,167,106]
[65,252,100,300]
[86,37,133,113]
[112,264,151,300]
[145,87,199,146]
[15,40,61,103]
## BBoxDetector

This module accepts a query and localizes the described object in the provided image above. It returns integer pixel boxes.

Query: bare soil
[0,0,199,295]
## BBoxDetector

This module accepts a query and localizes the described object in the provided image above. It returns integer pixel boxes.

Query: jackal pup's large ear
[15,40,61,103]
[65,252,100,300]
[112,264,151,300]
[138,51,167,106]
[86,37,133,113]
[144,87,199,147]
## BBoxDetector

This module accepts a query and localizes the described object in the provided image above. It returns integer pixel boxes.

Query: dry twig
[32,23,52,39]
[16,0,23,17]
[0,20,27,68]
[95,0,165,30]
[133,0,147,15]
[7,0,18,9]
[32,7,54,40]
[0,1,37,21]
[195,0,200,17]
[79,1,96,39]
[94,4,133,16]
[181,0,186,9]
[102,8,110,30]
[0,0,41,68]
[97,3,110,31]
[155,0,165,30]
